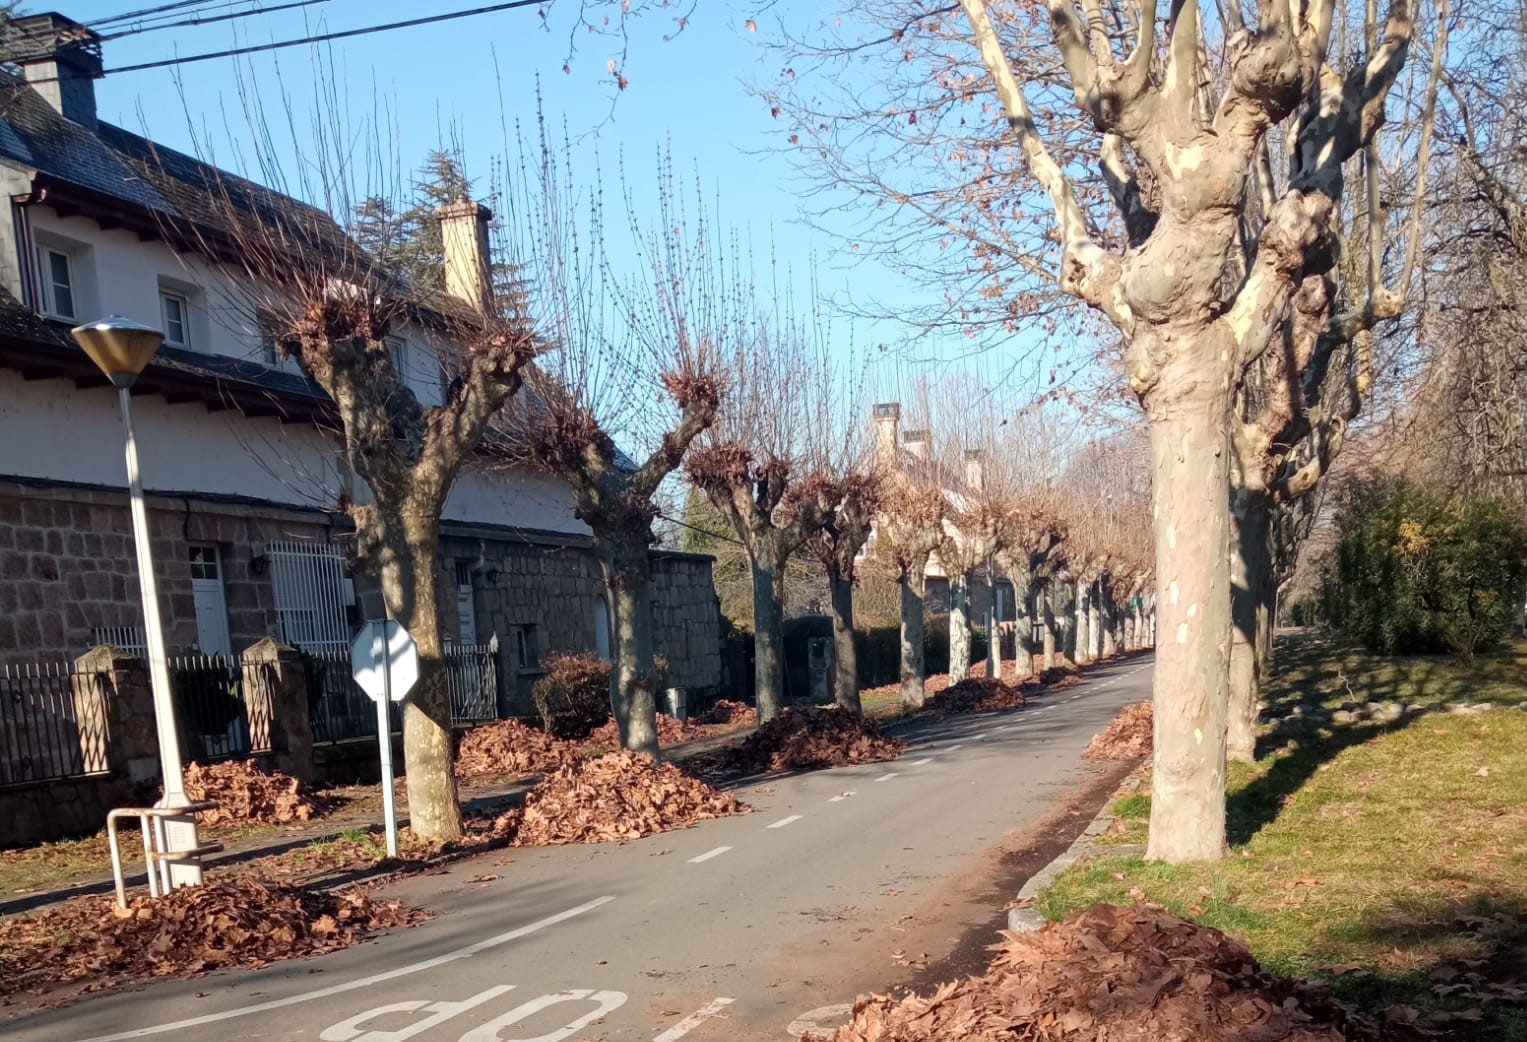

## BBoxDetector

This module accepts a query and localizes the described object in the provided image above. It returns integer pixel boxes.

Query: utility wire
[99,0,333,41]
[90,0,228,31]
[101,0,547,76]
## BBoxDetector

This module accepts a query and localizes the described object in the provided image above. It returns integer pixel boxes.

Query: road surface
[6,654,1154,1042]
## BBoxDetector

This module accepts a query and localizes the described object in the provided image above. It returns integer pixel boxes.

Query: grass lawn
[1040,633,1527,1037]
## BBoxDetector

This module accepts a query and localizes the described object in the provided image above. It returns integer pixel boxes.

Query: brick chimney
[436,195,494,314]
[903,429,930,460]
[964,448,985,493]
[8,14,103,130]
[873,402,901,467]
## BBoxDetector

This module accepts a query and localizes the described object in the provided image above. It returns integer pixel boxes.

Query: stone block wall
[650,552,724,693]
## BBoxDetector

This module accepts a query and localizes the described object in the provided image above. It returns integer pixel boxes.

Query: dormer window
[160,291,189,347]
[36,246,75,320]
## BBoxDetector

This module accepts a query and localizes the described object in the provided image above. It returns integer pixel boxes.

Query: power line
[99,0,334,41]
[101,0,548,76]
[91,0,228,31]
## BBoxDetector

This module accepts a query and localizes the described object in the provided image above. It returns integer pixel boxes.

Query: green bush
[530,652,611,739]
[1323,480,1527,660]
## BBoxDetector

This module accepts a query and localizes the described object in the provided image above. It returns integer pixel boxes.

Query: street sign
[351,620,418,703]
[350,619,416,858]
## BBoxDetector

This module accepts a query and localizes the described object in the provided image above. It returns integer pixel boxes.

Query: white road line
[875,772,899,782]
[68,895,618,1042]
[946,744,964,752]
[689,846,733,863]
[654,998,736,1042]
[828,791,857,802]
[768,815,804,829]
[910,757,933,766]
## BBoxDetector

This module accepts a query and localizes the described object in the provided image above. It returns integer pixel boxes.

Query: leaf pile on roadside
[493,750,746,845]
[184,759,335,826]
[706,706,906,777]
[0,875,427,1000]
[924,677,1028,717]
[817,903,1357,1042]
[455,719,582,779]
[1084,702,1154,761]
[1039,665,1079,685]
[696,698,755,726]
[583,713,706,749]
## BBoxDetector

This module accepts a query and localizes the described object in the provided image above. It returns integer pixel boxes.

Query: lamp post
[71,316,204,888]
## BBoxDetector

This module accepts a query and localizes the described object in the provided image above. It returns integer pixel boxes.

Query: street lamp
[72,316,204,889]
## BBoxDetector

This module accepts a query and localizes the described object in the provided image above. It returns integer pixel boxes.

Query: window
[515,625,540,672]
[385,336,408,378]
[267,540,349,651]
[188,544,221,580]
[160,292,189,347]
[36,246,75,319]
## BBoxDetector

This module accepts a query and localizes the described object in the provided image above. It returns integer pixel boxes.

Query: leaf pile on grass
[455,719,582,779]
[0,876,426,1000]
[709,706,906,777]
[1084,702,1153,761]
[696,698,755,726]
[924,677,1029,717]
[1039,665,1079,686]
[184,759,335,827]
[583,713,705,749]
[818,903,1359,1042]
[493,750,745,846]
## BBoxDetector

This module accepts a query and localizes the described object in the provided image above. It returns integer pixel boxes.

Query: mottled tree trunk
[1074,580,1091,664]
[751,555,787,721]
[899,565,928,709]
[1088,582,1104,661]
[827,571,861,715]
[602,545,661,760]
[1123,607,1135,651]
[1229,493,1275,763]
[985,572,1000,679]
[1101,585,1118,658]
[1145,384,1233,864]
[948,573,972,683]
[1015,584,1035,673]
[380,507,462,843]
[1041,585,1056,671]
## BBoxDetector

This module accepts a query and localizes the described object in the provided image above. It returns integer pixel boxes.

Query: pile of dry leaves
[818,903,1357,1042]
[583,714,705,749]
[494,750,745,845]
[183,760,333,827]
[1084,702,1154,761]
[1039,665,1079,686]
[709,706,906,776]
[0,875,426,1000]
[924,678,1029,717]
[696,698,755,726]
[455,719,582,779]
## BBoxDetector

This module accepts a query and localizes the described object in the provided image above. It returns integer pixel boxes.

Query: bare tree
[803,471,882,714]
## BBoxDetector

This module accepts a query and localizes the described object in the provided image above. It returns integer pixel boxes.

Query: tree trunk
[1228,493,1275,764]
[828,570,861,715]
[1088,581,1104,661]
[1041,585,1056,671]
[948,572,972,683]
[1101,585,1117,658]
[985,571,1000,680]
[752,555,787,722]
[381,507,462,843]
[899,565,928,709]
[1145,392,1233,865]
[1123,606,1135,651]
[1074,580,1090,664]
[603,545,661,760]
[1015,583,1035,673]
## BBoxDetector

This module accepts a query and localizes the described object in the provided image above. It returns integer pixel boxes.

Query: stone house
[0,15,722,727]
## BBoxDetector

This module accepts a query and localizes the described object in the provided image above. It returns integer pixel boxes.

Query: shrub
[530,653,611,740]
[1323,480,1527,660]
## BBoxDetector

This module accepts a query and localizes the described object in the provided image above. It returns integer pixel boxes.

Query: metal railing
[0,661,99,784]
[305,640,502,743]
[167,654,253,763]
[446,637,499,724]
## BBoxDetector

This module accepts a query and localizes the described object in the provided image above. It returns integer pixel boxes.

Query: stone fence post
[240,637,315,783]
[71,644,161,784]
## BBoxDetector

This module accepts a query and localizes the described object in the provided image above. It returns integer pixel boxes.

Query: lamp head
[70,316,165,389]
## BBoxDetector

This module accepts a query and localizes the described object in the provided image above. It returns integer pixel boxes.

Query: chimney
[436,195,494,314]
[964,448,986,493]
[9,14,103,129]
[903,429,930,460]
[873,402,900,467]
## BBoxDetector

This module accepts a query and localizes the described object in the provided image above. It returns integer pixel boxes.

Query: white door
[457,584,478,646]
[189,545,232,655]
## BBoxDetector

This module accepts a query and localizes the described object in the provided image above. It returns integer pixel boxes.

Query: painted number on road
[786,1004,854,1038]
[321,987,628,1042]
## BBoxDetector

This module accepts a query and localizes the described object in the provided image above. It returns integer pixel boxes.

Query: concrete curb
[1006,769,1146,932]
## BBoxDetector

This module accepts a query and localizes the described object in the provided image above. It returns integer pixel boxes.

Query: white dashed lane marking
[874,772,899,782]
[910,757,933,766]
[688,846,732,863]
[828,791,856,803]
[767,815,803,830]
[654,998,736,1042]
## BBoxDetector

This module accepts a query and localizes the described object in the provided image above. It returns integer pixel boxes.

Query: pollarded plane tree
[489,136,724,758]
[802,466,883,716]
[685,294,843,723]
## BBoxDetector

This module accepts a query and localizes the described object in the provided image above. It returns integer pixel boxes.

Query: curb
[1006,770,1145,933]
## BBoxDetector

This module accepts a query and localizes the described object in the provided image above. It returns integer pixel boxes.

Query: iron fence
[304,641,502,743]
[446,638,499,724]
[167,654,254,763]
[0,661,99,784]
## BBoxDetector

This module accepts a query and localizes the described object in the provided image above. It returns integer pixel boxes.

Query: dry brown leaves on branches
[819,903,1357,1042]
[924,678,1030,718]
[708,707,906,777]
[1084,703,1153,761]
[184,760,334,827]
[455,719,583,779]
[493,750,745,846]
[0,876,426,1000]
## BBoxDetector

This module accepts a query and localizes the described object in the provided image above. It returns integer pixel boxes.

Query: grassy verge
[1040,634,1527,1037]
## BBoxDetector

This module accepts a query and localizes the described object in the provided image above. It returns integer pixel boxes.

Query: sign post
[351,620,418,858]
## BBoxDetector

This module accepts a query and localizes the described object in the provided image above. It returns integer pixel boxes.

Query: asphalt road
[8,655,1154,1042]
